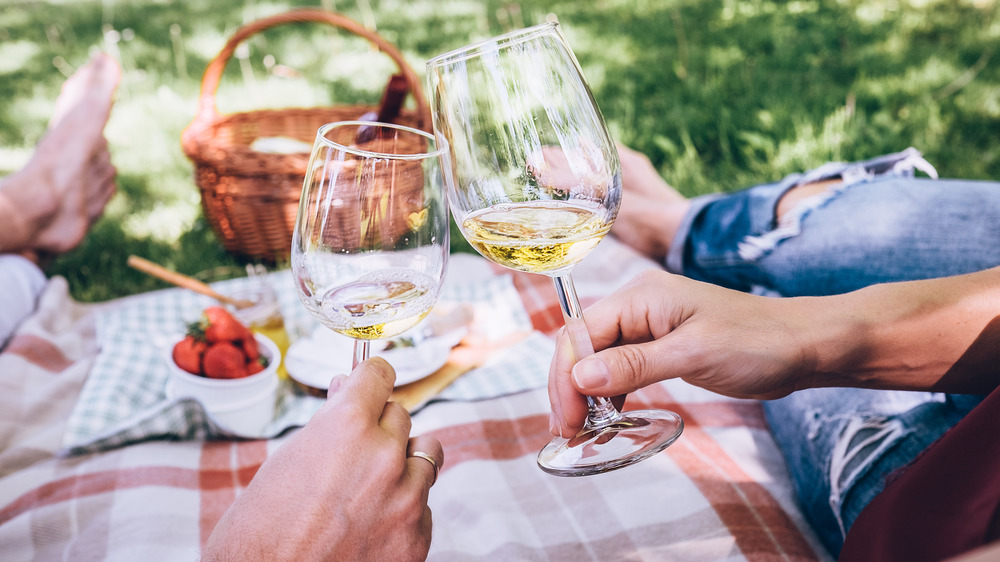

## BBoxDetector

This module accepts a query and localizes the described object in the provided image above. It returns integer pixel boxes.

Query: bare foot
[49,53,120,130]
[0,53,120,261]
[612,145,690,261]
[612,146,845,261]
[617,145,686,205]
[526,143,691,263]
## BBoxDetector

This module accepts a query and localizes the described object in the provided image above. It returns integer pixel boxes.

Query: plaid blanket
[62,258,552,454]
[0,238,832,561]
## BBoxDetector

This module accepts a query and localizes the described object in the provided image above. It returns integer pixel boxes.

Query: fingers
[548,334,648,436]
[406,435,444,491]
[329,358,443,496]
[548,271,690,436]
[329,359,412,450]
[337,357,398,421]
[347,355,396,397]
[548,293,629,437]
[548,328,590,436]
[571,340,677,398]
[380,400,412,449]
[326,374,349,395]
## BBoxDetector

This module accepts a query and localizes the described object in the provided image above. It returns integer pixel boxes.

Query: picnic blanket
[61,259,552,454]
[0,237,833,561]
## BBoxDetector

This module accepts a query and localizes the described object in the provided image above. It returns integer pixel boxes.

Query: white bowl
[165,333,280,435]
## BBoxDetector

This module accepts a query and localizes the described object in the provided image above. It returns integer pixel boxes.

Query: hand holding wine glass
[291,121,450,369]
[427,22,683,476]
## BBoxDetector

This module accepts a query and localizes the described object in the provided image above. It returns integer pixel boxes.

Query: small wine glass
[291,121,450,370]
[428,22,683,476]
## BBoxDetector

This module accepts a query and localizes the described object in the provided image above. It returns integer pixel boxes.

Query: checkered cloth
[0,238,833,560]
[62,256,553,455]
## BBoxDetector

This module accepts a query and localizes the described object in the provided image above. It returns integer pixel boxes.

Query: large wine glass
[427,22,683,476]
[291,121,450,370]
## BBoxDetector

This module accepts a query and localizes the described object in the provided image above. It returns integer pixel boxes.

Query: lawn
[2,0,998,302]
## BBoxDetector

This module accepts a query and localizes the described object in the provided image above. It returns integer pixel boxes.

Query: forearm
[808,266,1000,394]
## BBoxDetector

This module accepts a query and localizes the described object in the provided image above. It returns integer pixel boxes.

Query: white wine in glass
[291,121,450,369]
[428,22,683,476]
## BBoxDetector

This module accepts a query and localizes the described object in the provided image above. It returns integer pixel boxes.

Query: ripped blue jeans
[667,148,998,556]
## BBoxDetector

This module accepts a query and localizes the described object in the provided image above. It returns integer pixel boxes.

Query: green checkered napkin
[62,270,550,455]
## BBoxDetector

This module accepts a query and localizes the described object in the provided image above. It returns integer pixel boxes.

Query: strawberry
[247,358,265,375]
[174,306,265,379]
[202,306,252,343]
[172,335,206,375]
[202,341,250,379]
[241,336,260,364]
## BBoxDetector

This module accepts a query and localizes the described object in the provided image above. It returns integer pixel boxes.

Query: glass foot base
[537,409,684,477]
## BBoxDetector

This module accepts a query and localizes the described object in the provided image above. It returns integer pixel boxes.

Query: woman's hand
[549,265,1000,438]
[204,357,444,561]
[548,270,822,437]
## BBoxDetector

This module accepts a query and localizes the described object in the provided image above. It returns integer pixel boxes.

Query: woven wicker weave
[180,9,431,261]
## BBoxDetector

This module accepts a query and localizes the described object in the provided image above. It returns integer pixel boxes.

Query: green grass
[2,0,998,302]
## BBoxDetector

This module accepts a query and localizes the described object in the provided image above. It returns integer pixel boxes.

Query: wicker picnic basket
[180,9,431,261]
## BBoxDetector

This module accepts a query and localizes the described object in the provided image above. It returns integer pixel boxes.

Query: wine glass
[291,121,450,370]
[427,22,683,476]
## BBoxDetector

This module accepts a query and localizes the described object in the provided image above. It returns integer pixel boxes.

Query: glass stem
[352,339,370,370]
[553,274,622,428]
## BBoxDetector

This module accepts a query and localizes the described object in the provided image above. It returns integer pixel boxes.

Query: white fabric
[0,254,46,346]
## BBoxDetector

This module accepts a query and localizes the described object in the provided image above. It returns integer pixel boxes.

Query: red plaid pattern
[0,240,831,561]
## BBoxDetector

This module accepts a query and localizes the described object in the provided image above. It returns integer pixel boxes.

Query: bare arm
[548,267,1000,437]
[811,266,1000,394]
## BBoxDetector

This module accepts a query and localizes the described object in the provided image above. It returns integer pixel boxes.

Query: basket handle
[189,9,430,131]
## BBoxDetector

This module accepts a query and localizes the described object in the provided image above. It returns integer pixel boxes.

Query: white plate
[285,326,467,391]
